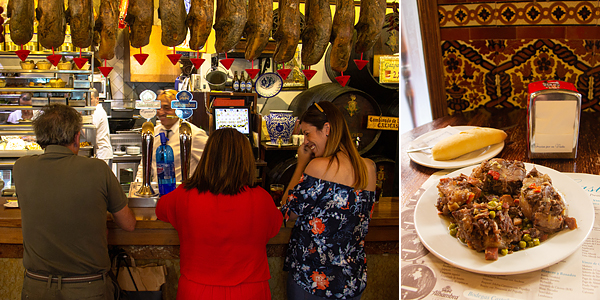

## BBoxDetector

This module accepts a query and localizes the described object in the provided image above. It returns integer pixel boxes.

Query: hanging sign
[136,90,161,120]
[172,91,197,120]
[366,116,399,131]
[379,56,400,84]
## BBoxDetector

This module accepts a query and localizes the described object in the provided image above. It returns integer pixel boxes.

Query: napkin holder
[527,80,581,159]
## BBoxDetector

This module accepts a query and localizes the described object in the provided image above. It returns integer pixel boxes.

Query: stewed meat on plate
[436,159,577,261]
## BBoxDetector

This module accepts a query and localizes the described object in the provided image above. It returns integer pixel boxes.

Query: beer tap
[135,121,158,196]
[179,120,192,181]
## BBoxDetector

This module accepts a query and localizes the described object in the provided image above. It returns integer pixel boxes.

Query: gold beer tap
[135,121,158,196]
[179,120,192,181]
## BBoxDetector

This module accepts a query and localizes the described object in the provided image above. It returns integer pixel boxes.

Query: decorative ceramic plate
[256,72,283,98]
[414,163,594,275]
[407,126,505,169]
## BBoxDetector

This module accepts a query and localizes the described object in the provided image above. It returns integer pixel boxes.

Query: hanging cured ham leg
[187,0,213,50]
[95,0,118,60]
[354,0,385,53]
[213,0,247,53]
[67,0,93,48]
[159,0,187,47]
[272,0,300,64]
[125,0,153,48]
[7,0,34,46]
[37,0,66,49]
[301,0,331,66]
[329,0,354,72]
[244,0,272,61]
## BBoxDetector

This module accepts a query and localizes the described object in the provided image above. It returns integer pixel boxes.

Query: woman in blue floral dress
[280,101,377,300]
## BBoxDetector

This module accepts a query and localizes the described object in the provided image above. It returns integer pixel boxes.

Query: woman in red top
[156,128,283,300]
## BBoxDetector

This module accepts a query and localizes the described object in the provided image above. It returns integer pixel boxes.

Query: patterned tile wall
[438,1,600,115]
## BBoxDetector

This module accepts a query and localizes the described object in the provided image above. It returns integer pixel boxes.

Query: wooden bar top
[0,196,398,246]
[402,108,600,207]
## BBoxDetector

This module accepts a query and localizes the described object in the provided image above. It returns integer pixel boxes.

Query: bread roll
[432,127,507,161]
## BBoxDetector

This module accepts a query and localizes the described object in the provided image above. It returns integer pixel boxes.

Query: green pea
[527,241,534,248]
[523,234,532,242]
[519,241,527,249]
[449,223,457,230]
[533,238,540,246]
[449,228,458,237]
[489,211,496,219]
[500,248,508,256]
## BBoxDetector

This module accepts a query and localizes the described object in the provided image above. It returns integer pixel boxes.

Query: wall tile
[441,28,471,41]
[469,27,517,40]
[566,26,600,40]
[517,26,566,39]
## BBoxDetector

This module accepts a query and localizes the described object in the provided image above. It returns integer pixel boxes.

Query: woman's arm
[281,142,314,206]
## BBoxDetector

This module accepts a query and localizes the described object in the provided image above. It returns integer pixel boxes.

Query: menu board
[213,107,250,135]
[402,172,600,300]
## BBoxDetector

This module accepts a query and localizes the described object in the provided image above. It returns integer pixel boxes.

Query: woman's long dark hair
[183,128,256,195]
[300,101,369,190]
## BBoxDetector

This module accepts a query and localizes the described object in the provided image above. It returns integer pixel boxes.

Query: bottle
[245,74,253,93]
[233,71,240,92]
[240,71,247,93]
[156,132,176,195]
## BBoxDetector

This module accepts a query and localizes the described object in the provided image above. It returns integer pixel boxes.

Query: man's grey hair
[33,104,82,148]
[90,88,99,99]
[20,92,33,102]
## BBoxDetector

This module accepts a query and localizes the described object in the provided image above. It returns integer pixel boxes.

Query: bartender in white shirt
[90,88,113,166]
[7,92,37,124]
[135,89,208,183]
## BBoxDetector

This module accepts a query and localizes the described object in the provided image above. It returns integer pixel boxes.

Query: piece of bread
[432,127,507,161]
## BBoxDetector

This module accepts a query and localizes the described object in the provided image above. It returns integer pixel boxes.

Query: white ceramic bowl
[126,146,140,155]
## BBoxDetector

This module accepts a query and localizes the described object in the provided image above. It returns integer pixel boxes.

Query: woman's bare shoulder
[304,157,331,178]
[362,157,377,190]
[362,157,376,172]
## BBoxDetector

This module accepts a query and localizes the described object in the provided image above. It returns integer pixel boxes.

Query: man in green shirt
[14,103,136,300]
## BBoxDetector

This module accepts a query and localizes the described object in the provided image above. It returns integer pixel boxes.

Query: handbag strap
[115,252,140,292]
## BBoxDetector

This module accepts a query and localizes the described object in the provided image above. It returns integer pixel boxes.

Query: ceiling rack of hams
[1,0,386,84]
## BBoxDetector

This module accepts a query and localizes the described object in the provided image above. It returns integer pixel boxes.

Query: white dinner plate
[414,163,594,275]
[407,126,504,169]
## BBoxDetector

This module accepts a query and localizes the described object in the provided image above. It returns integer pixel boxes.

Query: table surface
[401,108,600,206]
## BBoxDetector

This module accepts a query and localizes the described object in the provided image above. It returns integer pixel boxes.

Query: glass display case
[0,51,97,191]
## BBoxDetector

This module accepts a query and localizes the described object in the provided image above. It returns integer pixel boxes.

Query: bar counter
[0,196,399,299]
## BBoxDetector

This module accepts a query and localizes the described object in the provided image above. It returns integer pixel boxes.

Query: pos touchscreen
[213,106,251,135]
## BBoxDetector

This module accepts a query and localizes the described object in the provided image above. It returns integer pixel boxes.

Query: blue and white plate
[256,73,283,98]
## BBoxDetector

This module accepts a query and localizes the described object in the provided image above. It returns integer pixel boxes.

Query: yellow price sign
[367,116,399,131]
[379,56,400,84]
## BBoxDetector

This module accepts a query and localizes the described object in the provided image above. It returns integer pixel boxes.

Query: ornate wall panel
[438,1,600,115]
